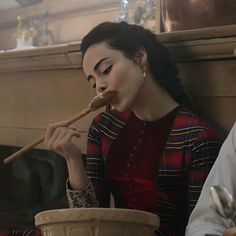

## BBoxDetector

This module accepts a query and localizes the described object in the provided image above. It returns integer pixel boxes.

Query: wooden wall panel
[0,68,101,152]
[192,97,236,137]
[179,60,236,96]
[178,60,236,139]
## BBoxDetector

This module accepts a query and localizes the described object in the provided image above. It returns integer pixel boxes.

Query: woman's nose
[97,82,107,93]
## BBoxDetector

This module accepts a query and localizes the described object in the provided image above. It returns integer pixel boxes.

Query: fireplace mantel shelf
[0,24,236,73]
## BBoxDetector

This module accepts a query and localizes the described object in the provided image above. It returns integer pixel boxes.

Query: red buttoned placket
[107,107,180,213]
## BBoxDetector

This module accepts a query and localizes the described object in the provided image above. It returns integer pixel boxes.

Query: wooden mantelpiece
[1,24,236,72]
[0,24,236,151]
[0,42,83,73]
[158,24,236,61]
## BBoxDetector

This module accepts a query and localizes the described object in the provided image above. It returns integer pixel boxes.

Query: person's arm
[187,124,221,214]
[186,122,236,236]
[43,118,107,208]
[66,178,99,208]
[44,120,88,189]
[67,115,111,208]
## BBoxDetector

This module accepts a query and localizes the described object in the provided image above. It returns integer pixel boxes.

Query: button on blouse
[107,106,180,213]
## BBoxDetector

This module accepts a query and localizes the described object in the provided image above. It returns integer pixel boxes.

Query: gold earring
[142,66,146,79]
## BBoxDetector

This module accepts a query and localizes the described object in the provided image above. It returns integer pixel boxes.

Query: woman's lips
[109,92,119,106]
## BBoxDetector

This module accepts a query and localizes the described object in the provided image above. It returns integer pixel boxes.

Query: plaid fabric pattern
[0,231,41,236]
[86,108,221,236]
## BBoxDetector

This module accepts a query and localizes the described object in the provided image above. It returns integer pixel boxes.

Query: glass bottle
[115,0,129,23]
[133,0,156,31]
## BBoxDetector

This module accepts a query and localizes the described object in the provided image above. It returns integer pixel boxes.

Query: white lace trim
[66,179,99,208]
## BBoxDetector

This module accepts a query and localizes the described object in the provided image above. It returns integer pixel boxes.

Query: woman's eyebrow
[87,57,109,81]
[93,57,109,71]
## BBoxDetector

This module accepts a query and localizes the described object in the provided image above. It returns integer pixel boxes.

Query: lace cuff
[66,179,99,208]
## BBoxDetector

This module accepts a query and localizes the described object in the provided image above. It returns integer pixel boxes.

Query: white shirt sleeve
[185,122,236,236]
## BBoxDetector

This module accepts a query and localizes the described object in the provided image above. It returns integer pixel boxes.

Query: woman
[186,122,236,236]
[44,21,221,235]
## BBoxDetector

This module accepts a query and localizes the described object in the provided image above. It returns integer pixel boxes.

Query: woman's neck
[132,76,179,121]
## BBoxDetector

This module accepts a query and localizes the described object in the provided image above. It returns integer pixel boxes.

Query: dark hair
[81,21,191,107]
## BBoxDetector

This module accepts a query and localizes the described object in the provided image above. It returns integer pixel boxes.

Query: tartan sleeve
[188,126,221,215]
[85,117,111,207]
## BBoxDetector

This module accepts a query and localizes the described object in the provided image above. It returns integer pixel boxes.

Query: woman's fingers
[43,120,82,162]
[224,228,236,236]
[44,119,73,144]
[47,127,67,150]
[46,126,61,149]
[46,126,81,151]
[55,129,80,150]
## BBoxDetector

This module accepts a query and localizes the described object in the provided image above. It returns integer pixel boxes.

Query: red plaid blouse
[86,107,221,236]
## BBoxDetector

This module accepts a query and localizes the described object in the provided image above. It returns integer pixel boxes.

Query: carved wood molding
[0,41,82,72]
[165,37,236,62]
[156,25,236,62]
[157,24,236,43]
[1,26,236,73]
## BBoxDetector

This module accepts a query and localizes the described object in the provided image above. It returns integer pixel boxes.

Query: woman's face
[82,43,145,112]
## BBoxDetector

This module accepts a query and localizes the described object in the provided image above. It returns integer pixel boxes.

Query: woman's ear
[133,47,147,66]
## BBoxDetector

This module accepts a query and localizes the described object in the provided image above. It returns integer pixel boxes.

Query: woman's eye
[88,78,96,88]
[103,65,112,75]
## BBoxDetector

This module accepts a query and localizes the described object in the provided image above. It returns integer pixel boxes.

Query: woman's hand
[44,120,81,161]
[224,228,236,236]
[44,120,89,190]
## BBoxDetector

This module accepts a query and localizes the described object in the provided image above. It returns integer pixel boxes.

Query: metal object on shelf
[161,0,236,32]
[133,0,156,31]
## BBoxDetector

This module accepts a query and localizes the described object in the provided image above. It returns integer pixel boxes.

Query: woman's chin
[114,103,132,113]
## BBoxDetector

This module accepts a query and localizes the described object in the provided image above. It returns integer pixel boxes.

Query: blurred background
[0,0,158,50]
